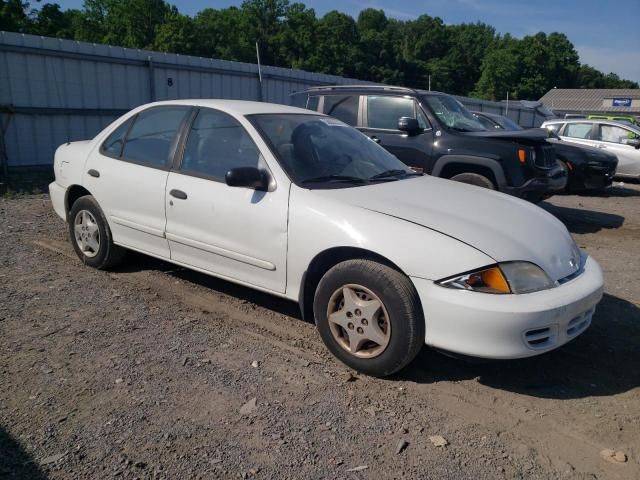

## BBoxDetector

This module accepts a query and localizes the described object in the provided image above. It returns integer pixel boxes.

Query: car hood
[314,176,580,281]
[463,128,550,142]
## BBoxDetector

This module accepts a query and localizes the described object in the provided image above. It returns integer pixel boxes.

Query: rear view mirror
[225,167,270,191]
[398,117,422,135]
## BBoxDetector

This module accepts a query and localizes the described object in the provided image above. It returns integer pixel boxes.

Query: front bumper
[504,162,567,199]
[411,255,604,359]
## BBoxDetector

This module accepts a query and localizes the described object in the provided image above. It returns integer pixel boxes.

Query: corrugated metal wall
[0,31,370,169]
[1,31,548,173]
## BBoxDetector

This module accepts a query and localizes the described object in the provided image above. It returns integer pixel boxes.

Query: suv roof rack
[305,85,419,94]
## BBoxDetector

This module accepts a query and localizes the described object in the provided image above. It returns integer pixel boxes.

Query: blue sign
[612,98,632,107]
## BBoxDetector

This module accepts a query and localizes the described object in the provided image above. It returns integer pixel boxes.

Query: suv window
[598,124,639,144]
[564,123,593,139]
[101,118,132,157]
[122,107,190,168]
[367,96,415,130]
[307,95,320,112]
[181,108,259,181]
[323,95,359,126]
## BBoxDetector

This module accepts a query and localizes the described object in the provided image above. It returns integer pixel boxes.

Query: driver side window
[181,108,260,181]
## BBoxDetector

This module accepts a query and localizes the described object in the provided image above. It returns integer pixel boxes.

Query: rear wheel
[313,259,424,377]
[449,172,495,189]
[68,195,126,269]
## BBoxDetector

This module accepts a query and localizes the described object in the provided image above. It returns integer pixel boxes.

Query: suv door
[164,107,289,293]
[359,95,434,172]
[84,105,191,258]
[591,123,640,178]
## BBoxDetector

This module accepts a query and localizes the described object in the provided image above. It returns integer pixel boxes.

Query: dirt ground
[1,183,639,480]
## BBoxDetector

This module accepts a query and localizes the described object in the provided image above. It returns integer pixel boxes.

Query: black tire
[313,259,424,377]
[449,172,495,190]
[68,195,126,270]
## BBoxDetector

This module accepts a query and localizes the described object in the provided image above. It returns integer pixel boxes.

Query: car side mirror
[397,117,422,135]
[225,167,269,191]
[627,138,640,149]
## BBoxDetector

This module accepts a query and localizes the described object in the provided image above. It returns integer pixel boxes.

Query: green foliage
[2,1,638,97]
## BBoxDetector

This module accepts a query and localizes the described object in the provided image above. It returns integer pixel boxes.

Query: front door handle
[370,136,381,143]
[169,189,188,200]
[87,169,100,178]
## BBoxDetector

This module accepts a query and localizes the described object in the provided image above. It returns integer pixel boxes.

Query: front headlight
[437,262,555,294]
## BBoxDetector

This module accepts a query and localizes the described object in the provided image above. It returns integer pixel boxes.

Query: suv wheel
[313,259,424,377]
[449,172,495,189]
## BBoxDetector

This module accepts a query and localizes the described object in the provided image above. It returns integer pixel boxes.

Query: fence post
[0,112,10,193]
[148,56,155,102]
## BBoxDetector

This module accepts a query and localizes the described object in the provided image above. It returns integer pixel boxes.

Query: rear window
[323,95,359,126]
[122,107,190,168]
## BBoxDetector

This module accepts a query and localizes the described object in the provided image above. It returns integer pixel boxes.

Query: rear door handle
[87,169,100,178]
[169,189,188,200]
[370,136,381,143]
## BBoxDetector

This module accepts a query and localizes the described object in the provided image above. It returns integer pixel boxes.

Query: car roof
[138,99,320,116]
[298,84,445,96]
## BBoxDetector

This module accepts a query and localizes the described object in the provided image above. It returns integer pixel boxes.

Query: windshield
[422,95,486,132]
[248,114,420,188]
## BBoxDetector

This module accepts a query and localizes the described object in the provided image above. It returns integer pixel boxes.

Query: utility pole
[256,42,263,102]
[428,75,431,91]
[505,90,509,115]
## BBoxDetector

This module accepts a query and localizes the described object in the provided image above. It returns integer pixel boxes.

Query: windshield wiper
[369,169,423,181]
[302,174,366,184]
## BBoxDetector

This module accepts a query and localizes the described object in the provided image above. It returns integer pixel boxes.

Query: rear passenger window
[367,96,415,130]
[122,107,190,168]
[181,108,259,181]
[101,118,132,157]
[564,123,593,139]
[323,95,359,126]
[306,95,320,112]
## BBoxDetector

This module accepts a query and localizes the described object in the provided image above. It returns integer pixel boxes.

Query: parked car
[292,85,566,203]
[542,119,640,180]
[49,100,604,377]
[587,114,639,127]
[474,111,618,192]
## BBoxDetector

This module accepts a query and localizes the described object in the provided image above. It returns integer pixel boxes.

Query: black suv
[292,85,566,201]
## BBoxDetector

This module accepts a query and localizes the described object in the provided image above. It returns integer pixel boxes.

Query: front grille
[566,308,594,337]
[535,145,556,169]
[524,326,556,349]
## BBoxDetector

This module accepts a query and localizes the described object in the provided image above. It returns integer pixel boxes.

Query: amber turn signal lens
[517,148,527,164]
[480,267,511,294]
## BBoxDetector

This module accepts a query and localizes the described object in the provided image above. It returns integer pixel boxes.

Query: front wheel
[68,195,126,269]
[313,259,425,377]
[449,172,496,189]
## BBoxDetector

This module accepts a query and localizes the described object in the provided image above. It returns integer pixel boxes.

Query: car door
[590,123,640,178]
[359,95,434,172]
[83,105,191,258]
[164,107,289,293]
[558,122,596,148]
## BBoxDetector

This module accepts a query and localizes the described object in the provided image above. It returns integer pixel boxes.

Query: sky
[52,0,640,84]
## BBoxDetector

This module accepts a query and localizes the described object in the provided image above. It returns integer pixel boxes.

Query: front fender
[431,155,507,188]
[285,186,493,301]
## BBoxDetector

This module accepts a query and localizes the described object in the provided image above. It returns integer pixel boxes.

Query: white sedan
[49,100,604,376]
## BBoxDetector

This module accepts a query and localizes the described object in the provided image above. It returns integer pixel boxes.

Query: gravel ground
[1,183,639,479]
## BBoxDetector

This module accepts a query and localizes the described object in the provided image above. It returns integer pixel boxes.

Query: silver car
[541,119,640,179]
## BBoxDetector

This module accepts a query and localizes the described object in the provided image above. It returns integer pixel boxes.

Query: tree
[312,10,359,77]
[0,0,31,32]
[153,10,196,54]
[472,35,521,100]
